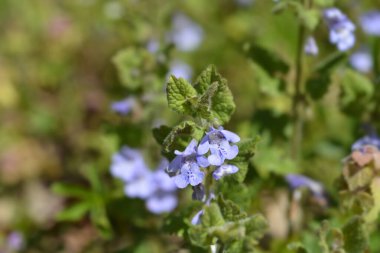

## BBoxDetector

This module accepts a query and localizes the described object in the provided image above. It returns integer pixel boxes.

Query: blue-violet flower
[304,36,319,56]
[198,126,240,166]
[324,8,355,51]
[350,48,373,73]
[360,11,380,36]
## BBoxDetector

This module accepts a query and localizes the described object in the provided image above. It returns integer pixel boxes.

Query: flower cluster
[110,147,177,214]
[167,127,240,189]
[323,8,355,51]
[352,135,380,151]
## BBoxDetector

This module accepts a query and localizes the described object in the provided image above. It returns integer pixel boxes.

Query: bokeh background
[1,0,380,252]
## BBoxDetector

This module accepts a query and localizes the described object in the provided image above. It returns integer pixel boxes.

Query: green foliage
[166,65,236,124]
[167,76,198,115]
[153,120,204,155]
[188,198,267,251]
[342,216,369,253]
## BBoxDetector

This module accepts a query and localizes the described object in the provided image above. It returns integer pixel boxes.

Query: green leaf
[343,216,369,253]
[366,177,380,223]
[314,0,335,7]
[201,203,225,227]
[166,76,198,114]
[314,51,347,74]
[346,167,374,191]
[51,183,90,199]
[245,44,289,75]
[162,121,204,153]
[152,125,172,146]
[340,69,374,108]
[250,61,281,97]
[194,65,236,124]
[217,195,247,222]
[56,202,91,222]
[299,9,320,31]
[306,74,331,100]
[288,243,310,253]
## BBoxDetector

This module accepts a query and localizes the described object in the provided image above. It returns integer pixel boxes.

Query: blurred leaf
[152,125,172,146]
[56,202,91,222]
[250,61,281,96]
[340,69,374,108]
[306,74,331,100]
[216,195,247,222]
[166,76,198,115]
[162,120,204,153]
[314,52,347,74]
[366,177,380,223]
[299,9,320,31]
[201,203,225,227]
[245,44,290,75]
[51,183,90,199]
[342,216,369,253]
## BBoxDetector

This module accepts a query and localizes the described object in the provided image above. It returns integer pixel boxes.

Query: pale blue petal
[196,155,210,167]
[183,139,198,156]
[146,194,177,214]
[191,210,203,225]
[213,164,239,180]
[221,130,240,143]
[197,138,210,155]
[167,155,183,174]
[188,163,204,186]
[174,174,189,188]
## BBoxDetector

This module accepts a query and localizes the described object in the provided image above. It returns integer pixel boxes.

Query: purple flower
[304,36,319,56]
[168,139,209,188]
[169,60,193,80]
[324,8,355,51]
[110,147,149,183]
[285,174,324,197]
[111,149,178,214]
[7,232,23,251]
[111,97,135,115]
[146,39,160,53]
[352,135,380,151]
[170,13,204,52]
[213,164,239,180]
[360,11,380,36]
[350,48,373,73]
[198,127,240,166]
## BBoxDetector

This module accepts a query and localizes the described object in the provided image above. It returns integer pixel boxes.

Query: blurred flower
[198,126,240,166]
[213,164,239,180]
[146,39,160,53]
[304,36,319,56]
[110,150,177,214]
[7,232,23,251]
[110,146,148,182]
[285,174,324,197]
[110,97,135,116]
[324,8,355,51]
[168,60,193,80]
[360,11,380,36]
[352,135,380,151]
[350,48,373,73]
[47,15,72,39]
[168,139,209,188]
[170,13,204,52]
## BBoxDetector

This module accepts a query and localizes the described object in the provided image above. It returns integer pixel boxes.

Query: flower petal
[188,163,204,186]
[196,155,210,167]
[221,130,240,143]
[183,139,198,156]
[146,194,177,214]
[173,174,189,188]
[197,138,210,155]
[167,155,183,174]
[213,164,239,180]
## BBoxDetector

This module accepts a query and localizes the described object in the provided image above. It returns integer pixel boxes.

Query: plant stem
[291,11,306,161]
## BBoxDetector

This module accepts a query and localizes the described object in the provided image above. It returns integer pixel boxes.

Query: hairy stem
[291,10,306,161]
